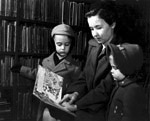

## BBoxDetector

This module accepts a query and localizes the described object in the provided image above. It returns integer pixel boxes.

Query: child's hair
[85,0,117,26]
[107,43,143,76]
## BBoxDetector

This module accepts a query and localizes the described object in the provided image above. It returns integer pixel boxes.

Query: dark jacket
[67,39,114,121]
[107,77,148,121]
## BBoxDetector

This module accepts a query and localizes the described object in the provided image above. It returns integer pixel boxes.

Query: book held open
[33,65,76,119]
[35,65,63,103]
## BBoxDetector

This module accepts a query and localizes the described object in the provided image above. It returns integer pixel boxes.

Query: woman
[58,1,126,121]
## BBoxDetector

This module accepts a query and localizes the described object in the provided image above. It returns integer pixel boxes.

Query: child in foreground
[107,43,148,121]
[11,24,81,121]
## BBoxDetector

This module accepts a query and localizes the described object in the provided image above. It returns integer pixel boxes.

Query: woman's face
[87,15,115,45]
[54,35,71,58]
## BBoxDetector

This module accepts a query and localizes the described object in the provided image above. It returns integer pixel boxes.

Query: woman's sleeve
[67,70,88,100]
[75,73,114,111]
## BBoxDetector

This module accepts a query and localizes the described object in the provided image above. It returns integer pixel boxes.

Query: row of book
[0,56,14,87]
[0,20,89,55]
[0,20,53,53]
[0,56,40,87]
[73,31,89,69]
[0,37,89,87]
[0,20,17,52]
[0,91,12,120]
[19,0,90,26]
[17,91,38,120]
[0,91,38,120]
[60,0,89,26]
[18,24,89,55]
[16,57,40,87]
[0,0,17,17]
[74,31,89,56]
[19,24,52,54]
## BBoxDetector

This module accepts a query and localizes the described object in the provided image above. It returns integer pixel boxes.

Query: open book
[33,65,76,119]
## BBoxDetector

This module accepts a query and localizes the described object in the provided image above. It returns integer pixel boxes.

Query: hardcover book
[33,65,76,120]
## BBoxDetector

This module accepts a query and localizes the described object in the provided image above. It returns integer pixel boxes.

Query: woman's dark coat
[67,39,114,121]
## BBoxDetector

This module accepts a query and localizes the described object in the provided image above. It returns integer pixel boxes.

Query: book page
[34,65,63,103]
[33,65,76,117]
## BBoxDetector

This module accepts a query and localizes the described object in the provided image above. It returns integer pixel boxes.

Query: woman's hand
[61,101,77,112]
[59,92,78,105]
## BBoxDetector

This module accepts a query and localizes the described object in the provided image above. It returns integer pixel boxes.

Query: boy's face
[54,35,71,58]
[109,55,125,81]
[87,15,115,45]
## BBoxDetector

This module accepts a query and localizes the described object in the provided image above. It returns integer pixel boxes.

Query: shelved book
[33,65,76,121]
[0,98,11,120]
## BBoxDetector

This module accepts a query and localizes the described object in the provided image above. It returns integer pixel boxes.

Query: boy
[11,24,81,121]
[107,43,148,121]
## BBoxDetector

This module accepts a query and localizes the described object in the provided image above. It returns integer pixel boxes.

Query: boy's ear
[111,22,116,29]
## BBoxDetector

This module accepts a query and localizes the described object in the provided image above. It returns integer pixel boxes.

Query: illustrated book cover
[33,65,76,120]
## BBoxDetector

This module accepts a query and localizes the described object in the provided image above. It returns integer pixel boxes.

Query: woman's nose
[92,29,98,37]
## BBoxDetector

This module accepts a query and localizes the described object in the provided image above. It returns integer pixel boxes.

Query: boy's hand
[61,102,77,112]
[59,92,78,105]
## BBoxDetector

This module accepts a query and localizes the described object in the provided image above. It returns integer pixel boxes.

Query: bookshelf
[0,0,90,121]
[1,0,150,121]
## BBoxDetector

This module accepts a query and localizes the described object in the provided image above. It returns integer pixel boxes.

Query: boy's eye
[57,43,62,46]
[65,43,70,46]
[56,42,70,47]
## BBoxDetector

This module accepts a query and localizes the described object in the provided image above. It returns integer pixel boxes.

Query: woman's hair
[85,0,118,26]
[85,0,142,45]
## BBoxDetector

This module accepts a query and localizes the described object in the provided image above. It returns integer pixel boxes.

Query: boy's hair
[85,0,118,26]
[107,43,143,76]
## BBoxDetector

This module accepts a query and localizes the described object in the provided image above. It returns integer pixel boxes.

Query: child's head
[51,24,75,58]
[108,43,143,81]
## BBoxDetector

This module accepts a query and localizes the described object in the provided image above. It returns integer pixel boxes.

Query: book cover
[33,65,76,120]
